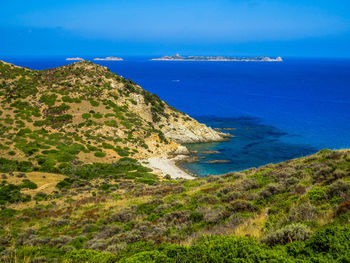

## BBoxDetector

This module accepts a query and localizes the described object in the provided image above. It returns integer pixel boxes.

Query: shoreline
[141,155,196,180]
[141,129,232,180]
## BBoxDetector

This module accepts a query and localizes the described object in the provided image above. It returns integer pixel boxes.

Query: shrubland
[0,149,349,262]
[0,60,198,168]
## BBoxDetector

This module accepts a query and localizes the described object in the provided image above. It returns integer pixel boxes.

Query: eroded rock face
[128,93,225,144]
[162,119,225,143]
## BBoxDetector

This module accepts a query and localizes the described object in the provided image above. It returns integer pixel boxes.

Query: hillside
[0,61,349,262]
[1,147,350,262]
[0,60,224,169]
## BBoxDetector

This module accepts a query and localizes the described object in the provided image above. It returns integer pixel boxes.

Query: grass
[0,149,349,261]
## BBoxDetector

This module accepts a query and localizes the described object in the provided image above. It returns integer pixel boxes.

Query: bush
[94,151,106,158]
[336,200,350,216]
[164,174,171,180]
[89,99,99,107]
[225,200,258,214]
[0,181,31,204]
[236,178,259,191]
[34,191,48,201]
[262,223,312,245]
[109,209,135,223]
[188,212,204,223]
[65,249,117,263]
[220,191,241,203]
[50,235,73,248]
[327,180,350,200]
[306,186,327,203]
[305,225,350,259]
[95,225,122,239]
[198,194,219,204]
[19,179,37,189]
[226,214,249,228]
[259,184,284,199]
[288,202,319,222]
[84,239,108,250]
[8,151,16,156]
[4,247,65,262]
[82,113,91,119]
[120,250,168,263]
[40,93,57,106]
[48,218,70,227]
[184,235,289,262]
[0,158,33,172]
[137,199,163,215]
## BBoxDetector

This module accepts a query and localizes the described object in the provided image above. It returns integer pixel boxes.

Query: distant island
[152,54,283,62]
[65,57,84,61]
[66,57,84,61]
[93,56,123,61]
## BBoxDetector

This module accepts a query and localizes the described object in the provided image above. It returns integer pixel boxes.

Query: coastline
[141,155,196,180]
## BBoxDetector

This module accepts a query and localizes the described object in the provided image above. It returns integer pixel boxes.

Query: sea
[3,56,350,176]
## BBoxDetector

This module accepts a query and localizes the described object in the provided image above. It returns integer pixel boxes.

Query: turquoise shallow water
[2,56,350,176]
[180,116,316,176]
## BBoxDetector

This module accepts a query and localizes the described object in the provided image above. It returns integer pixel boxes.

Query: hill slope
[1,146,350,262]
[0,60,224,168]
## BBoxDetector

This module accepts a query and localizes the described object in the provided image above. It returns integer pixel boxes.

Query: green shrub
[8,151,16,156]
[262,223,312,245]
[306,186,327,203]
[184,235,289,262]
[82,113,91,119]
[104,120,118,127]
[226,200,258,213]
[62,96,81,103]
[19,180,37,189]
[327,180,350,200]
[0,181,31,205]
[40,93,58,106]
[65,249,117,263]
[189,212,204,223]
[305,225,350,259]
[94,151,106,158]
[56,178,75,190]
[34,191,48,201]
[89,99,99,107]
[120,250,168,263]
[93,112,103,119]
[136,200,163,215]
[0,158,33,172]
[135,178,156,185]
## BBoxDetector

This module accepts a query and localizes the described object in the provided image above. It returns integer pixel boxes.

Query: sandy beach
[141,155,195,179]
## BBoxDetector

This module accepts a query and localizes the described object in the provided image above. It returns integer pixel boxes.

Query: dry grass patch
[6,171,65,195]
[234,209,268,239]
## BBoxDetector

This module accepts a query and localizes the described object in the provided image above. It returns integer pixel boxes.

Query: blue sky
[1,0,350,57]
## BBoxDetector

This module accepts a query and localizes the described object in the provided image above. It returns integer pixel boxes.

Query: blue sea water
[2,56,350,176]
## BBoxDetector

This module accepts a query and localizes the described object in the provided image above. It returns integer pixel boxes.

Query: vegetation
[0,149,348,262]
[1,61,349,262]
[0,60,189,167]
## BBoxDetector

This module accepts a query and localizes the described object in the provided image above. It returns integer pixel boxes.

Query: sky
[1,0,350,57]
